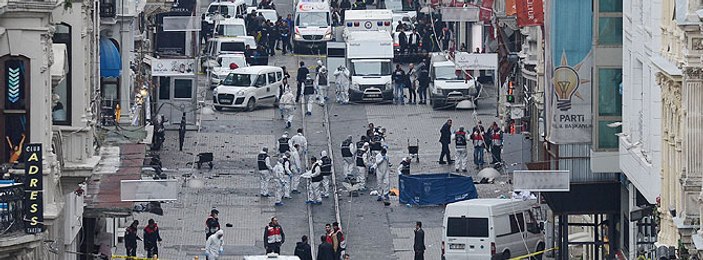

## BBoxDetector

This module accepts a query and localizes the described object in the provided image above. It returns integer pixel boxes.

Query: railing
[0,183,24,235]
[99,0,116,18]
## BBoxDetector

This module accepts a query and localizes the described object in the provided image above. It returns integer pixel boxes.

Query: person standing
[439,119,453,164]
[178,112,186,151]
[373,148,391,202]
[471,129,486,169]
[317,235,336,260]
[354,140,370,191]
[397,157,411,175]
[280,85,296,129]
[340,135,355,178]
[315,60,329,105]
[324,224,338,254]
[398,30,408,55]
[392,64,406,105]
[278,132,291,156]
[319,150,333,198]
[264,217,285,254]
[281,154,293,199]
[124,220,141,257]
[294,235,313,260]
[454,126,469,172]
[289,128,309,164]
[268,21,279,56]
[272,158,286,206]
[205,230,224,260]
[258,147,273,197]
[307,157,323,205]
[205,209,221,241]
[278,20,290,54]
[289,145,303,194]
[143,219,162,258]
[417,62,429,104]
[414,221,426,260]
[407,63,417,104]
[408,29,420,54]
[296,61,309,102]
[333,65,351,104]
[489,122,504,164]
[333,222,346,259]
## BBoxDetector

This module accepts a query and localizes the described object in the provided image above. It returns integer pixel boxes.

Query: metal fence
[0,183,25,234]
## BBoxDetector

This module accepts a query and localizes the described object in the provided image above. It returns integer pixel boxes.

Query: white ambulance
[345,31,394,102]
[293,0,333,53]
[342,9,393,37]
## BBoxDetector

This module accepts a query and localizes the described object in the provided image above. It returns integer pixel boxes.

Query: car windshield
[434,66,462,80]
[446,217,489,238]
[351,60,392,76]
[218,56,246,68]
[222,73,256,86]
[221,42,246,52]
[218,24,246,36]
[207,5,229,16]
[386,0,415,12]
[296,12,330,28]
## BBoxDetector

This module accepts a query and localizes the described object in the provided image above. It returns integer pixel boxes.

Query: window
[598,68,622,116]
[255,74,267,87]
[276,71,283,81]
[52,23,71,125]
[599,0,622,12]
[446,217,489,237]
[267,72,276,84]
[509,213,526,234]
[598,17,623,45]
[159,77,170,100]
[0,55,31,164]
[173,79,193,99]
[598,121,621,149]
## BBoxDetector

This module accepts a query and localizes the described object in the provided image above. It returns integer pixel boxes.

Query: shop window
[52,23,72,125]
[173,79,192,99]
[598,68,623,116]
[0,55,31,164]
[598,120,621,149]
[598,17,623,45]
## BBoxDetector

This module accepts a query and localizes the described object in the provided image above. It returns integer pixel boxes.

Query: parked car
[213,66,284,111]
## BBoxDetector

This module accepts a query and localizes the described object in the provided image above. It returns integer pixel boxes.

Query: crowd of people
[439,119,505,171]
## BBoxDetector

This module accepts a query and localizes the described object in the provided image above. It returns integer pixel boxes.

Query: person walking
[258,147,273,197]
[354,140,370,191]
[289,128,309,165]
[307,157,323,205]
[454,126,469,172]
[392,64,406,105]
[489,122,503,164]
[205,230,224,260]
[178,112,186,151]
[373,148,391,203]
[324,224,339,254]
[333,222,346,259]
[205,209,221,241]
[315,60,329,105]
[289,145,303,194]
[317,235,336,260]
[264,217,285,254]
[296,61,309,102]
[438,119,453,164]
[414,221,426,260]
[124,220,141,257]
[281,80,296,129]
[407,63,417,104]
[471,129,486,169]
[417,62,429,104]
[294,235,313,260]
[272,158,286,206]
[143,219,162,258]
[340,135,355,178]
[319,150,333,198]
[333,65,350,104]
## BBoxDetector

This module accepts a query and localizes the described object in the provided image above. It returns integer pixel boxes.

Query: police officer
[397,157,411,175]
[258,147,273,197]
[319,151,332,198]
[272,158,286,206]
[373,148,390,202]
[368,132,385,173]
[278,132,291,156]
[307,157,323,205]
[354,140,370,191]
[454,126,469,172]
[340,136,355,178]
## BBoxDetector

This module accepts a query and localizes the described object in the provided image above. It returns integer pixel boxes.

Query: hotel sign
[24,143,44,234]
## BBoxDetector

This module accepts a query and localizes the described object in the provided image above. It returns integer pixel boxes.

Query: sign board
[440,7,480,22]
[163,16,201,31]
[151,58,196,76]
[24,143,44,234]
[513,170,570,192]
[454,53,498,70]
[120,180,179,201]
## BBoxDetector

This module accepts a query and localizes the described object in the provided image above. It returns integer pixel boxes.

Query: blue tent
[100,38,121,78]
[399,173,478,206]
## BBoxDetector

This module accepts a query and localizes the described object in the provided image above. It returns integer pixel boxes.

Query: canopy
[100,38,121,78]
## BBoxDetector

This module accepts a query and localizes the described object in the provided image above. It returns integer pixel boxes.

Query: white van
[342,9,393,36]
[442,199,545,260]
[213,66,284,111]
[205,0,248,24]
[345,31,394,102]
[293,0,332,52]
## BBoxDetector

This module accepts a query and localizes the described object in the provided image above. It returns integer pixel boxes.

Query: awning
[100,38,122,78]
[84,143,145,217]
[51,43,68,86]
[543,182,621,214]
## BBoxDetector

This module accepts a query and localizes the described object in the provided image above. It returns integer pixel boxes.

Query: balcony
[0,182,24,234]
[99,0,116,18]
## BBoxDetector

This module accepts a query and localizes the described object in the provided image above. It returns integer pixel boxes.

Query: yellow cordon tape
[508,247,559,260]
[111,255,158,260]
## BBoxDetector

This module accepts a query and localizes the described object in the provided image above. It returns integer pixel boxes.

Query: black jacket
[317,242,336,260]
[439,123,451,144]
[297,67,310,82]
[414,228,426,251]
[294,241,313,260]
[125,226,141,248]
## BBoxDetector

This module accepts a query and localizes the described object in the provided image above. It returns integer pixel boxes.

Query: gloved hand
[219,246,224,254]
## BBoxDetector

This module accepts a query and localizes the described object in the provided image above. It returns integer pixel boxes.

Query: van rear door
[445,217,492,257]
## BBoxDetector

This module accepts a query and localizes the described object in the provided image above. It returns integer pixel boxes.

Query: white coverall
[205,230,224,260]
[289,146,303,192]
[258,152,272,196]
[453,132,469,172]
[272,161,285,204]
[354,145,370,189]
[333,67,350,103]
[341,140,356,177]
[315,65,328,105]
[308,161,322,203]
[373,153,390,199]
[282,159,293,198]
[289,133,308,166]
[280,90,296,127]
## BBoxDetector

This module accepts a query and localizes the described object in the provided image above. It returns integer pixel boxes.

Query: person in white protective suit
[354,141,370,191]
[305,156,323,205]
[372,148,391,202]
[333,65,350,104]
[340,135,356,178]
[205,229,224,260]
[288,145,303,194]
[280,83,296,129]
[453,125,469,172]
[281,154,293,199]
[314,60,328,105]
[319,150,333,198]
[257,147,273,197]
[272,158,286,206]
[289,128,308,165]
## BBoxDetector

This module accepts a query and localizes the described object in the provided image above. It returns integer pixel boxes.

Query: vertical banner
[516,0,545,27]
[24,143,44,234]
[479,0,494,23]
[544,0,593,144]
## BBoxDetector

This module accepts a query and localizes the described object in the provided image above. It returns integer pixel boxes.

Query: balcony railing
[0,183,24,234]
[100,0,116,18]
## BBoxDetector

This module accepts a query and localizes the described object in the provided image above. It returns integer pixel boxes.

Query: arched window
[52,23,71,125]
[0,55,31,164]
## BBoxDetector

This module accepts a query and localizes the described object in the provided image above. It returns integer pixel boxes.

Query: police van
[293,0,333,53]
[205,0,248,25]
[342,9,393,37]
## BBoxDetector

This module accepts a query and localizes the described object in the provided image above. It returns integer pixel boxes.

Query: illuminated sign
[24,143,43,234]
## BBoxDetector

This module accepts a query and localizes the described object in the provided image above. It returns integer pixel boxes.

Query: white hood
[215,85,254,94]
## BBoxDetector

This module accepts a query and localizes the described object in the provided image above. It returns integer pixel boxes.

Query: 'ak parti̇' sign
[24,143,43,234]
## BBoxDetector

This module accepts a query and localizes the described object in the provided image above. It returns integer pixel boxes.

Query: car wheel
[214,106,223,111]
[246,98,256,112]
[502,250,511,260]
[531,243,545,260]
